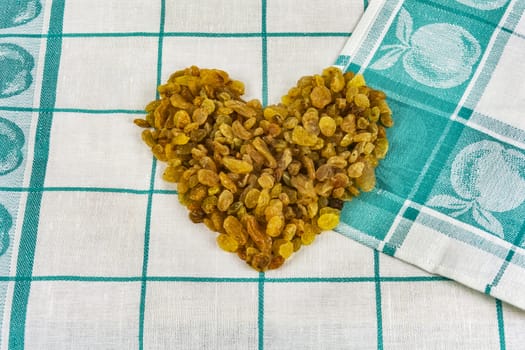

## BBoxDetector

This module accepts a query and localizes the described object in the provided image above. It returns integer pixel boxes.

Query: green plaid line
[0,31,352,39]
[496,299,506,350]
[0,187,178,195]
[138,0,166,348]
[0,275,449,283]
[486,221,525,294]
[0,106,146,114]
[374,251,384,350]
[258,2,268,348]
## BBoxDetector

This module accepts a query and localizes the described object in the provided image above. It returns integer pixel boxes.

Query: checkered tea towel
[334,0,525,311]
[0,0,525,349]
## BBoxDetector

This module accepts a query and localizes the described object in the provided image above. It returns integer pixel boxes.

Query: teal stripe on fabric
[382,244,396,257]
[486,249,517,295]
[151,189,178,195]
[496,299,506,350]
[374,251,384,350]
[165,31,351,38]
[485,221,525,294]
[0,31,351,39]
[424,0,510,26]
[52,108,144,114]
[138,159,157,350]
[417,212,519,264]
[335,55,351,66]
[258,2,268,349]
[8,1,66,348]
[267,32,350,37]
[0,106,145,114]
[470,111,525,146]
[458,107,474,120]
[0,186,178,195]
[0,275,448,283]
[265,277,373,283]
[381,275,448,282]
[245,275,442,283]
[351,0,402,67]
[360,72,459,115]
[257,0,268,350]
[0,186,149,194]
[258,272,265,350]
[138,1,166,349]
[261,0,268,107]
[336,222,382,250]
[348,62,362,74]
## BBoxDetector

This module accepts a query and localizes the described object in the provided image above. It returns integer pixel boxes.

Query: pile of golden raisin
[134,66,392,271]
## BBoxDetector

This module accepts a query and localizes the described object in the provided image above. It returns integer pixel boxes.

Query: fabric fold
[335,0,525,310]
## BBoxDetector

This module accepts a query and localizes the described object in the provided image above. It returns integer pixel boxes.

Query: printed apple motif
[427,140,525,238]
[451,141,525,212]
[370,8,481,89]
[403,24,480,88]
[0,117,25,176]
[0,43,34,98]
[0,0,41,29]
[0,204,11,256]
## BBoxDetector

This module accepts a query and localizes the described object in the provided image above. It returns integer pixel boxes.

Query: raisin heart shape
[135,66,393,271]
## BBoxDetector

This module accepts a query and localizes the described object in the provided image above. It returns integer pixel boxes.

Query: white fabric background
[0,1,524,349]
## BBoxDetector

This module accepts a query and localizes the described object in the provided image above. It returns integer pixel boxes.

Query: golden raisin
[317,212,340,230]
[347,162,365,178]
[223,215,247,245]
[244,188,261,209]
[292,126,318,146]
[197,169,219,187]
[310,85,332,109]
[222,157,254,174]
[266,216,284,237]
[354,94,370,108]
[319,116,337,137]
[258,173,275,189]
[217,190,234,212]
[217,234,239,252]
[274,239,294,259]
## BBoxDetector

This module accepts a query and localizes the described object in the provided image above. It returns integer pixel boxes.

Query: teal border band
[8,1,66,348]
